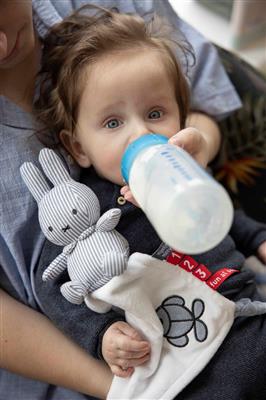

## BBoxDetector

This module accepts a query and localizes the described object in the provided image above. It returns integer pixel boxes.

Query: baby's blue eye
[149,110,162,119]
[105,119,121,129]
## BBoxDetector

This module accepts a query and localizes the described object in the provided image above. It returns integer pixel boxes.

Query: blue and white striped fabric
[21,148,129,305]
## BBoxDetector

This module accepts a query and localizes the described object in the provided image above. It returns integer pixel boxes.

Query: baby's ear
[60,130,91,168]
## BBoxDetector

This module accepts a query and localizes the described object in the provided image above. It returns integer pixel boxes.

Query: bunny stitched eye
[72,208,78,215]
[48,226,53,232]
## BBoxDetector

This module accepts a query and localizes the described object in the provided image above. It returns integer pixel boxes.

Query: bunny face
[20,148,103,246]
[39,181,100,246]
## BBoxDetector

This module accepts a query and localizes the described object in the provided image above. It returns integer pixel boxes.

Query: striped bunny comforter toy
[20,148,129,309]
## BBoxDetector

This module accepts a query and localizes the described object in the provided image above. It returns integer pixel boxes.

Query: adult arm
[151,1,233,162]
[152,0,242,120]
[34,241,126,359]
[0,289,112,399]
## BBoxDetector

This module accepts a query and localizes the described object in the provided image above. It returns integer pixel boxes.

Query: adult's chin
[0,26,35,69]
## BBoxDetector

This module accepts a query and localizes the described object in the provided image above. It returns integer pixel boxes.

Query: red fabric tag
[165,249,239,290]
[166,250,184,265]
[192,264,212,281]
[206,268,239,290]
[179,255,198,272]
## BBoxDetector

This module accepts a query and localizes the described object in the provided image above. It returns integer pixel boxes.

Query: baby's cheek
[158,121,180,139]
[96,153,123,184]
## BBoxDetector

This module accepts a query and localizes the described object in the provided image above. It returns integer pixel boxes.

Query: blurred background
[170,0,266,295]
[169,0,266,74]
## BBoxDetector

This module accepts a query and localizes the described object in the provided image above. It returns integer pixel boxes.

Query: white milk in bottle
[121,134,233,254]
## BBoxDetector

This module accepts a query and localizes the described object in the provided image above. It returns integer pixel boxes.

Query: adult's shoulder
[32,0,90,37]
[151,1,242,119]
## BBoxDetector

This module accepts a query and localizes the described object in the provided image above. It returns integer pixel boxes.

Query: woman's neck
[0,35,42,113]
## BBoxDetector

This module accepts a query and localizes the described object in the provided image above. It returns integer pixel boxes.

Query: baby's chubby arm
[257,242,266,264]
[171,111,221,167]
[230,209,266,260]
[102,321,150,378]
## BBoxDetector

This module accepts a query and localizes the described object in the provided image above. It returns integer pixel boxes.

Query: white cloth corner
[88,253,236,399]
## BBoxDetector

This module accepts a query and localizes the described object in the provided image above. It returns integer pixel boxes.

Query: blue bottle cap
[121,133,168,183]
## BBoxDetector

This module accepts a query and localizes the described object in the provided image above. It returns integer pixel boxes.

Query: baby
[33,5,266,397]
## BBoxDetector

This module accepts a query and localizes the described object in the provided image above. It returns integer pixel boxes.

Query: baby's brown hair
[35,5,193,146]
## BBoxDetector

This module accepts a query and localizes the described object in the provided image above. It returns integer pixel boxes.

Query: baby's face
[73,48,181,185]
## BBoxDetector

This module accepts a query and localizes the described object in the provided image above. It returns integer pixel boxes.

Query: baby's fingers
[257,242,266,264]
[120,186,139,207]
[118,336,150,354]
[110,364,134,378]
[116,352,150,371]
[169,129,208,167]
[116,348,150,360]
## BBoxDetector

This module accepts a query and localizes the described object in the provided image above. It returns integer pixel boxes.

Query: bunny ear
[20,162,50,203]
[39,148,71,186]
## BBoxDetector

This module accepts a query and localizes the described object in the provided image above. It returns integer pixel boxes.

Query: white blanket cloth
[86,253,235,400]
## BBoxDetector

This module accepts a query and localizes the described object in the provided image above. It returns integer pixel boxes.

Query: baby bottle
[121,133,233,254]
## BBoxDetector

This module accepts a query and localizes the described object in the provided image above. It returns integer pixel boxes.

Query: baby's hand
[121,128,209,206]
[102,321,150,377]
[120,185,139,207]
[257,241,266,264]
[169,127,209,168]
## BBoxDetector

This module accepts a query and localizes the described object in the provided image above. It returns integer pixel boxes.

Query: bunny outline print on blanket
[20,148,129,308]
[87,253,236,400]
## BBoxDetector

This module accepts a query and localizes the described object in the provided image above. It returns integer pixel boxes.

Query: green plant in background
[215,94,266,194]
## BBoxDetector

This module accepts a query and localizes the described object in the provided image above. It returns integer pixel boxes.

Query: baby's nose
[129,125,152,144]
